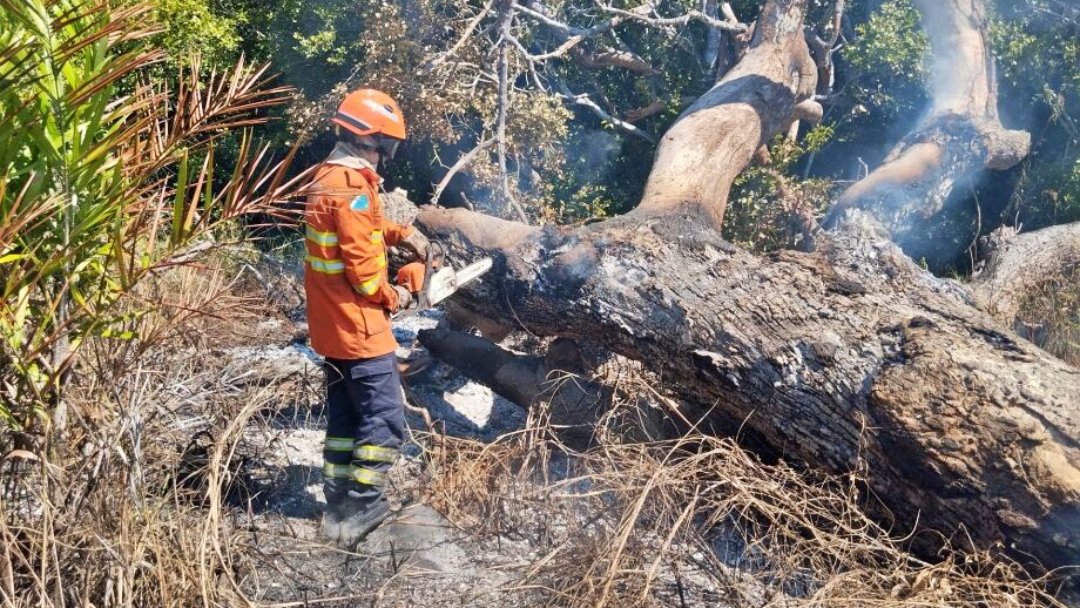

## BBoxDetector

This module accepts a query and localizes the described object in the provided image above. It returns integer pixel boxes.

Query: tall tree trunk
[831,0,1030,248]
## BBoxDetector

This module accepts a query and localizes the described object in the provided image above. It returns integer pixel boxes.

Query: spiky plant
[0,0,302,430]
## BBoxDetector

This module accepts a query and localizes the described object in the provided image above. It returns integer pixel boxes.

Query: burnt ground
[210,306,757,607]
[223,311,538,606]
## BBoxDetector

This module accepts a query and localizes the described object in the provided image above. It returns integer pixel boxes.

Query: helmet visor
[379,138,401,160]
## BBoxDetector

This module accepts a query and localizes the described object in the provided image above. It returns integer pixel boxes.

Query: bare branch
[425,0,498,71]
[495,1,527,222]
[558,84,657,144]
[595,2,748,32]
[806,0,844,96]
[431,137,497,206]
[512,1,623,37]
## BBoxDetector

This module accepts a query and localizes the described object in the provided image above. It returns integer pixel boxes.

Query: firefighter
[303,88,428,544]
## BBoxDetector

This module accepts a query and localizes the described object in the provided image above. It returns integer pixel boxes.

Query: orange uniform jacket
[304,143,414,360]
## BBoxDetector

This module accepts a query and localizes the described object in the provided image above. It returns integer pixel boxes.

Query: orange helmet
[333,88,406,141]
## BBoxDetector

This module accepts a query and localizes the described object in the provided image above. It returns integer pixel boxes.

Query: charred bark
[417,203,1080,571]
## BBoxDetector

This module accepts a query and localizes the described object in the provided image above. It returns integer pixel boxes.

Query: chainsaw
[394,242,493,319]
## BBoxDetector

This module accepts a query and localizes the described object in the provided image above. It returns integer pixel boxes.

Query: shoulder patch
[350,194,370,212]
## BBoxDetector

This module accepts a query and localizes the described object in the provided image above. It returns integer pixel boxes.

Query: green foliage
[842,0,929,120]
[726,136,834,252]
[151,0,242,66]
[0,0,297,427]
[128,0,1080,249]
[1010,155,1080,228]
[991,1,1080,230]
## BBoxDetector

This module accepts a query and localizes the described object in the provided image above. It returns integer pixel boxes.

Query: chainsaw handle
[392,241,444,320]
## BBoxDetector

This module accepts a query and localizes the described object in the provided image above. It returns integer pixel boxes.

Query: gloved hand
[397,229,429,261]
[393,285,414,313]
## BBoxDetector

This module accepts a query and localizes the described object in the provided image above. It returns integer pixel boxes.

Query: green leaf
[171,149,190,246]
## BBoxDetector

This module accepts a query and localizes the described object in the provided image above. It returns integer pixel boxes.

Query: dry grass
[423,415,1071,608]
[1017,265,1080,366]
[0,253,303,607]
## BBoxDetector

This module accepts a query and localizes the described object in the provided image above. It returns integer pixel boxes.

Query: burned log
[407,0,1080,571]
[418,204,1080,569]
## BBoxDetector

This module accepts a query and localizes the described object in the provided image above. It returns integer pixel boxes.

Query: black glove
[398,229,429,261]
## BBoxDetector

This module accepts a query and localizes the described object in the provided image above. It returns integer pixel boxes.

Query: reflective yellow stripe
[353,445,398,463]
[376,253,387,268]
[356,274,381,296]
[370,230,383,244]
[306,226,339,246]
[306,256,345,274]
[352,467,386,486]
[322,463,354,480]
[324,437,355,452]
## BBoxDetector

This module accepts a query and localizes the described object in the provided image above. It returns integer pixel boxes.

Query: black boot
[325,491,390,546]
[320,479,353,541]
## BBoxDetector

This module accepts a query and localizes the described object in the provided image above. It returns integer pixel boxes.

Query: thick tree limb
[417,201,1080,571]
[833,0,1031,244]
[971,221,1080,325]
[569,46,659,75]
[632,0,816,228]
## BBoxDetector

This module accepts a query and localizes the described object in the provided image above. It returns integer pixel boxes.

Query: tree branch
[495,1,527,222]
[431,136,497,206]
[425,0,498,71]
[558,85,657,144]
[970,221,1080,325]
[595,2,748,32]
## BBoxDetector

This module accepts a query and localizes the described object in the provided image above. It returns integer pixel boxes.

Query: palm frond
[0,0,303,424]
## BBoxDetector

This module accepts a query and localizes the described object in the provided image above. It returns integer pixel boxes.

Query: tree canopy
[145,0,1078,263]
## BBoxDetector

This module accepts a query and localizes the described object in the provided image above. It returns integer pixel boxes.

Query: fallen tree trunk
[418,204,1080,569]
[408,0,1080,572]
